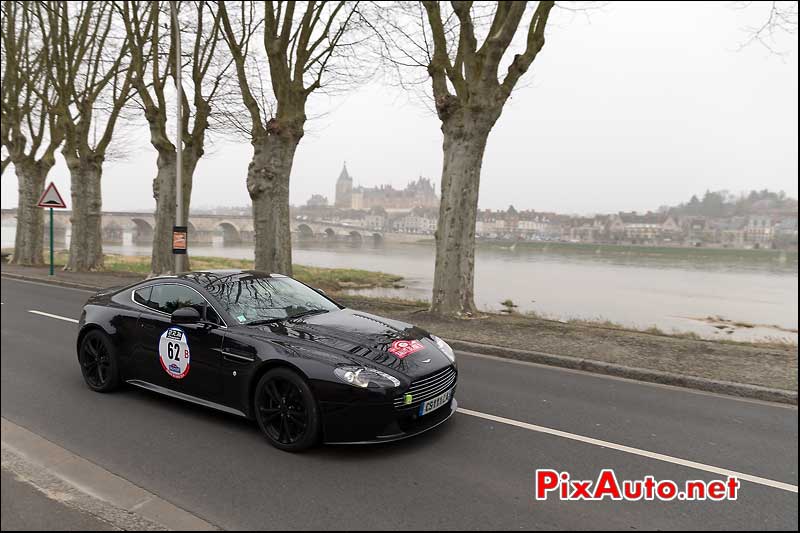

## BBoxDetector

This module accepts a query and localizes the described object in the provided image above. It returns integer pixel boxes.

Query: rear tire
[254,368,321,452]
[78,330,121,392]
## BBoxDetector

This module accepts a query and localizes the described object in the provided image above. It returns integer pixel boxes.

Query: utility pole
[171,0,186,272]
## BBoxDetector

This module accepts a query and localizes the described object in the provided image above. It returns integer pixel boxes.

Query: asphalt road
[1,276,797,530]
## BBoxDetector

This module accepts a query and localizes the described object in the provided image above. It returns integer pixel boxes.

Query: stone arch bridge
[1,209,422,246]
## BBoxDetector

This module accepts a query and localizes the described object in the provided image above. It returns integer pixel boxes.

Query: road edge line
[1,417,219,531]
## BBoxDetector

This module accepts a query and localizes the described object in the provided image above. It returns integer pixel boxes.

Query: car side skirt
[126,380,248,418]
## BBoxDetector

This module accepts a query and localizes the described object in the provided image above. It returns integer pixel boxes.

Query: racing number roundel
[159,327,190,379]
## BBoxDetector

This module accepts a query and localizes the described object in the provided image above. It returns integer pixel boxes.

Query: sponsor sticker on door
[159,327,191,379]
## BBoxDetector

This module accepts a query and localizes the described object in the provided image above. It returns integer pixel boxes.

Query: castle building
[333,162,438,211]
[306,194,329,207]
[334,164,353,208]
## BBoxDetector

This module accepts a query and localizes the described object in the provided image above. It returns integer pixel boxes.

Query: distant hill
[669,190,798,218]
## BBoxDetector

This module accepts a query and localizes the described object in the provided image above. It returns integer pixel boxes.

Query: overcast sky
[2,1,798,215]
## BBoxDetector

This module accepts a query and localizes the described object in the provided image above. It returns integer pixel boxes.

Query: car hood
[249,309,452,379]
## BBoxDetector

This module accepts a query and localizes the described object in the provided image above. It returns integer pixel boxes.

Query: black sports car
[76,270,458,451]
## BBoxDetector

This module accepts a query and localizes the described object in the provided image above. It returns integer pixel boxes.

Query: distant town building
[334,162,438,210]
[364,207,388,231]
[567,216,610,243]
[609,212,680,243]
[392,207,438,234]
[744,214,775,245]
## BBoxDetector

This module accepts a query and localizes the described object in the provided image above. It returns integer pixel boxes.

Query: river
[2,225,797,343]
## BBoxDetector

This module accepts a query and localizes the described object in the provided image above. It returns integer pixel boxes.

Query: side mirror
[171,307,201,324]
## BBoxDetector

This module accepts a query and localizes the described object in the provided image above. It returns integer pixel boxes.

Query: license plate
[419,388,453,416]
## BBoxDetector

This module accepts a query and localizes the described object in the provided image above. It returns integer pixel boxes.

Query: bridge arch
[103,221,124,243]
[347,230,363,246]
[323,228,336,240]
[371,232,383,246]
[217,221,242,245]
[297,223,314,240]
[131,218,154,243]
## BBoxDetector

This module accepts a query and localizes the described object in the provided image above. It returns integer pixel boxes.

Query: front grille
[393,365,457,409]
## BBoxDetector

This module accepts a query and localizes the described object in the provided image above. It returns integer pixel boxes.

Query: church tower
[334,162,353,208]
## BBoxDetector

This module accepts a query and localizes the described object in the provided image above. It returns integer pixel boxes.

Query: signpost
[171,1,186,273]
[36,182,67,276]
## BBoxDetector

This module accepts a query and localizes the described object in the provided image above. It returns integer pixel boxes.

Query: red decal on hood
[388,339,425,359]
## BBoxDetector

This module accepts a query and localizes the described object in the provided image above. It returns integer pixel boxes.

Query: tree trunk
[150,149,197,275]
[10,161,46,266]
[150,150,177,275]
[64,155,104,271]
[431,116,494,317]
[248,134,298,275]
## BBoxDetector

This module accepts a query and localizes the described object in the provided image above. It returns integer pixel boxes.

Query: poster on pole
[172,226,188,254]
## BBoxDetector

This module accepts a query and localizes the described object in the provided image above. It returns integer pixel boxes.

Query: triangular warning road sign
[37,182,67,209]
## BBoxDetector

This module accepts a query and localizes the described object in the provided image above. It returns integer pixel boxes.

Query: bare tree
[738,1,798,53]
[1,0,64,265]
[120,1,233,275]
[35,0,135,271]
[216,0,364,275]
[375,1,554,316]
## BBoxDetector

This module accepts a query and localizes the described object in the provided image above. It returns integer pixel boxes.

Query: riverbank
[408,237,798,260]
[1,260,795,401]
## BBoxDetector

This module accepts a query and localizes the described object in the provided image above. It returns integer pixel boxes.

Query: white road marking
[27,310,79,324]
[457,407,797,493]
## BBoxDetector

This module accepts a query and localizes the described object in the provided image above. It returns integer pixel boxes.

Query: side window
[148,285,207,316]
[205,305,222,325]
[132,286,152,306]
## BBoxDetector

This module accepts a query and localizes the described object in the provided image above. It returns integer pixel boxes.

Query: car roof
[146,270,287,290]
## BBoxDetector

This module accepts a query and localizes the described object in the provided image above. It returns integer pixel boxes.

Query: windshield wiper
[245,318,287,326]
[287,309,330,322]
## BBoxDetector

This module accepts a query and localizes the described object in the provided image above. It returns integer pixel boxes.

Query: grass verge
[6,249,404,293]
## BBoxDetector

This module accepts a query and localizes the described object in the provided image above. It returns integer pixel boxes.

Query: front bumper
[321,395,458,444]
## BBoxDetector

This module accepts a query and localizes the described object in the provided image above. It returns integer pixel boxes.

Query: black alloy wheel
[79,330,120,392]
[255,368,321,452]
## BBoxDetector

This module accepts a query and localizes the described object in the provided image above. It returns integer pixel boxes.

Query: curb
[1,418,219,531]
[0,271,121,291]
[448,339,797,405]
[3,271,796,405]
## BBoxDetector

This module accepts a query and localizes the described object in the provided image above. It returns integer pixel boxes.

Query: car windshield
[205,275,339,325]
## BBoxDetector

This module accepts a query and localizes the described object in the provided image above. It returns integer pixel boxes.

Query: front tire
[78,330,121,392]
[254,368,321,452]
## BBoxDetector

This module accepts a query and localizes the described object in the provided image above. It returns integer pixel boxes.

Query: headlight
[334,366,401,389]
[431,335,455,363]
